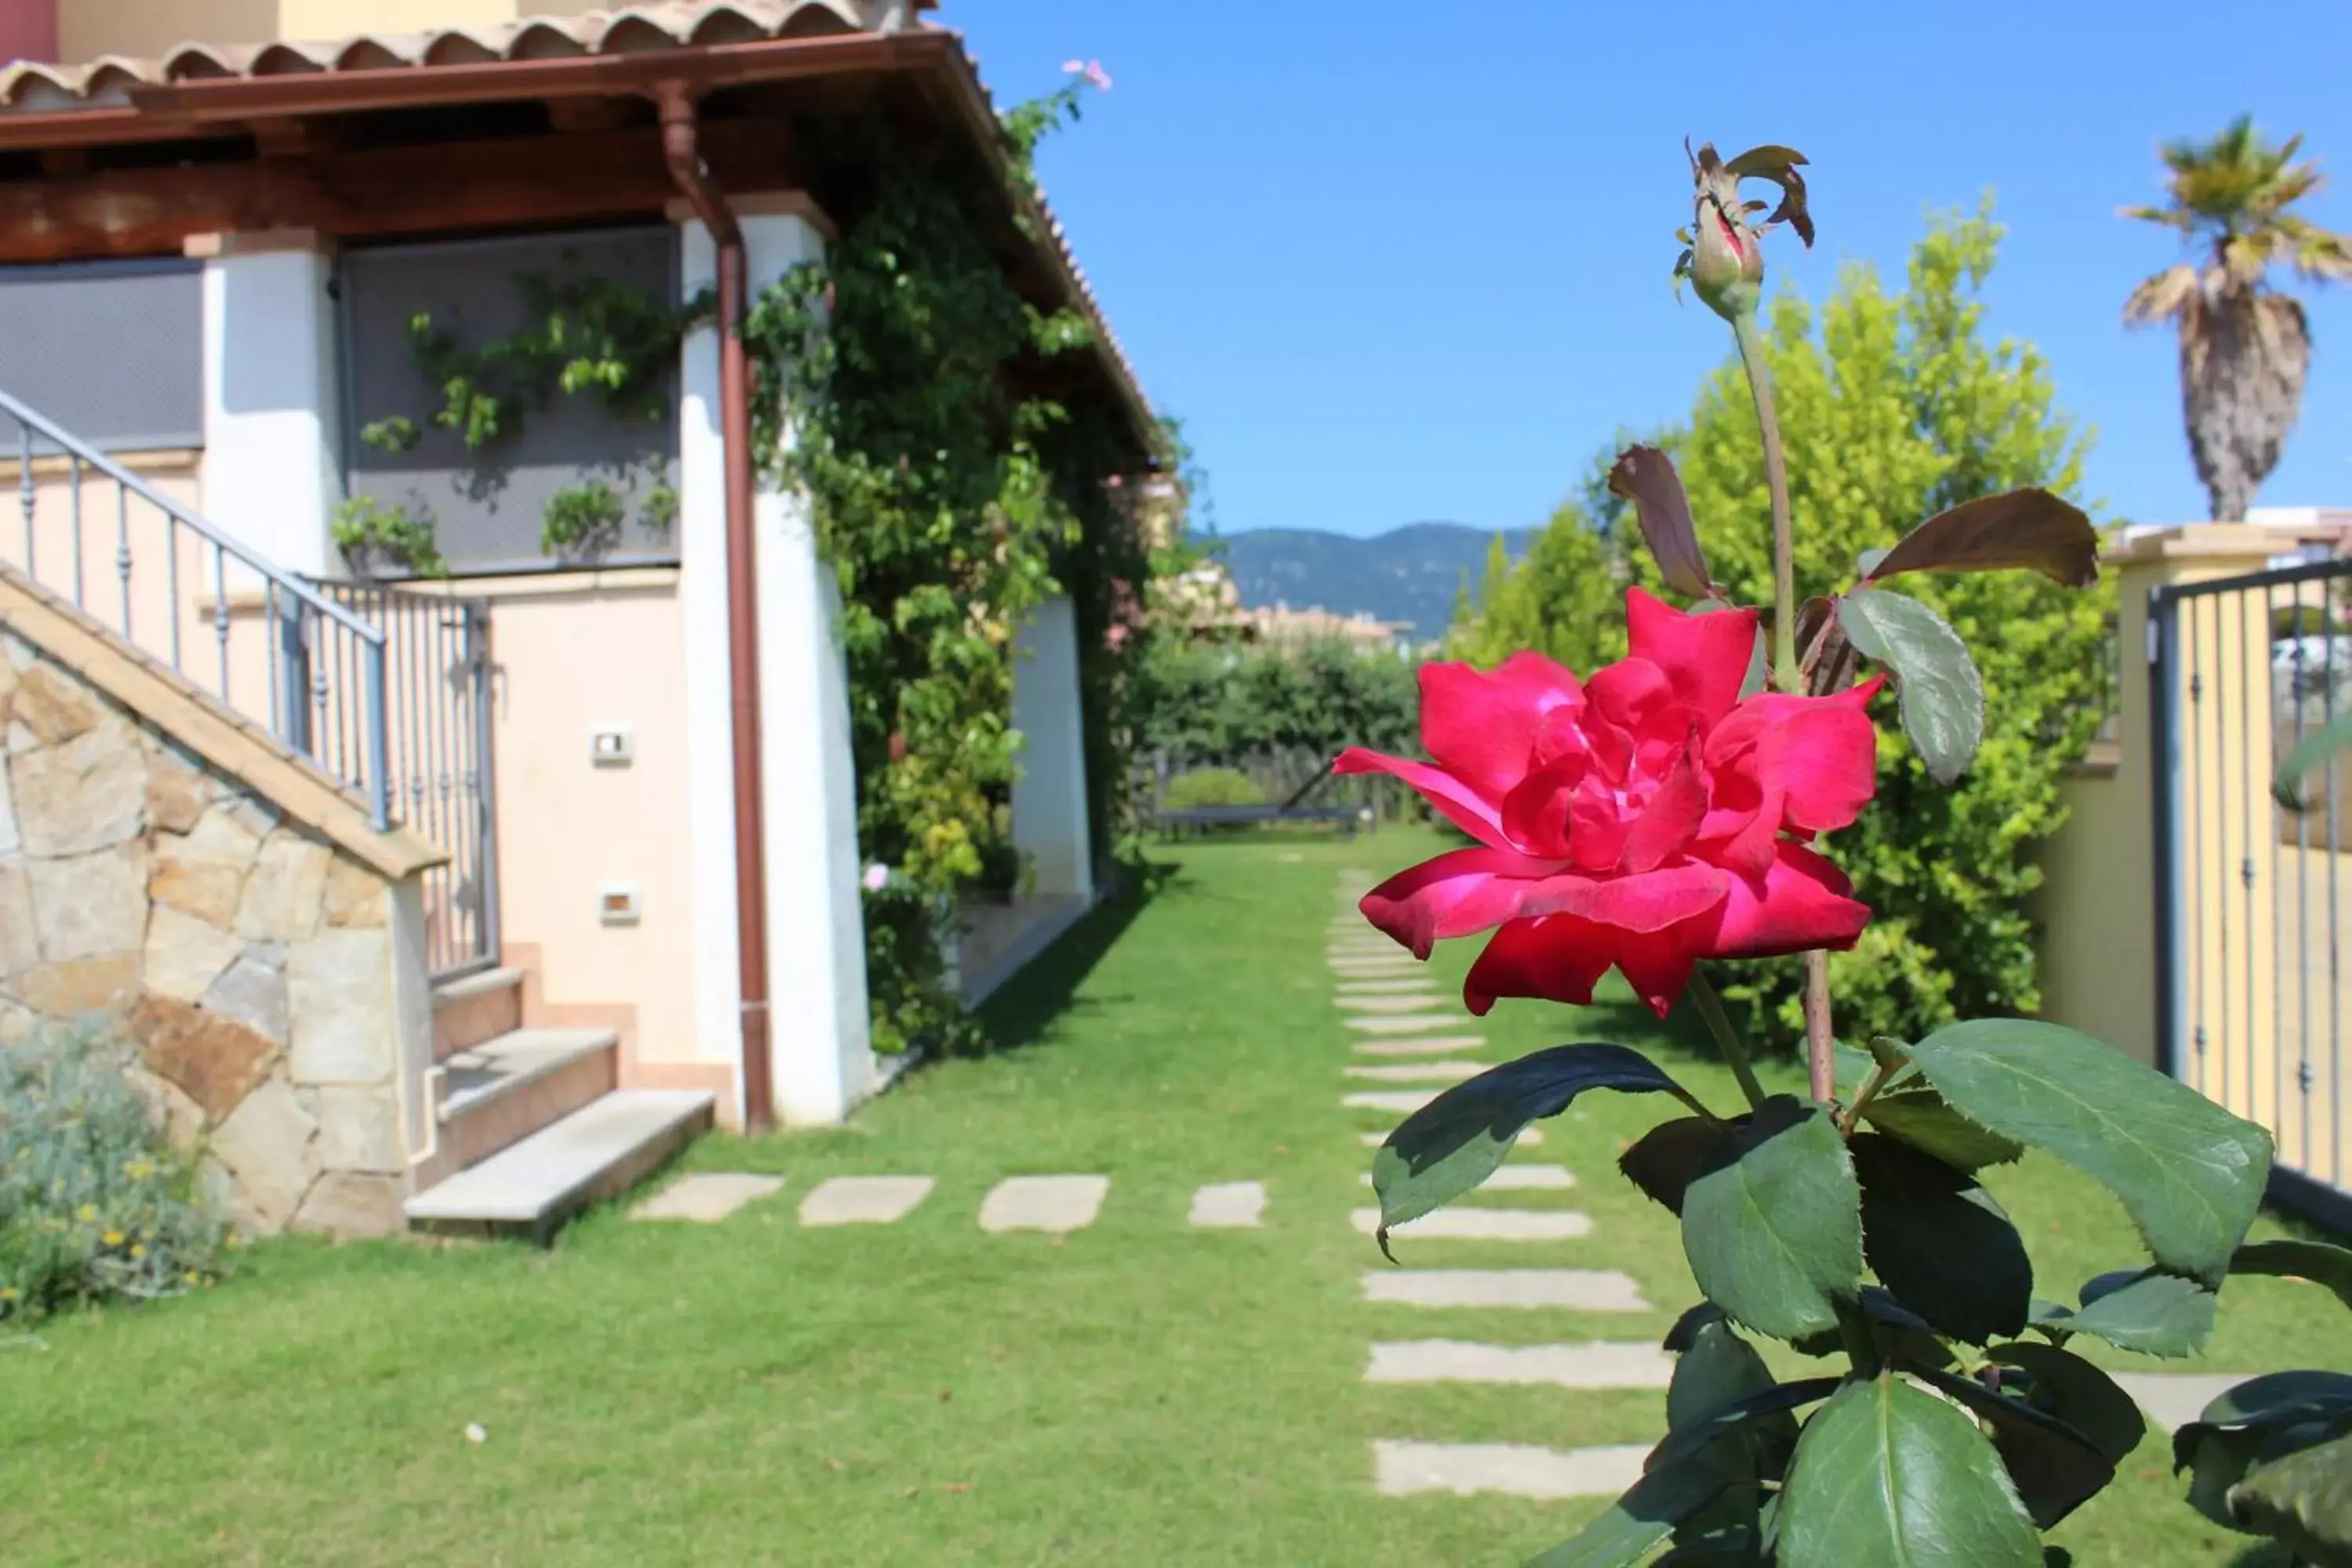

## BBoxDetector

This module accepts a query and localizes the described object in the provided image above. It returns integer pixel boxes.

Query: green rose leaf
[2230,1238,2352,1312]
[1852,1132,2032,1344]
[2038,1268,2220,1358]
[1607,445,1715,601]
[2274,710,2352,812]
[1679,1096,1861,1340]
[1523,1454,1730,1568]
[1860,1087,2025,1171]
[1838,585,1986,784]
[1903,1019,2273,1283]
[2172,1378,2352,1535]
[1620,1116,1733,1217]
[1984,1342,2147,1466]
[1373,1044,1705,1258]
[1778,1375,2042,1566]
[2226,1429,2352,1564]
[1862,488,2100,590]
[2193,1371,2352,1431]
[1911,1364,2116,1530]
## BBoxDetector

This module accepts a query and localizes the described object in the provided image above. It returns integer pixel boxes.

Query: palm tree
[2122,115,2352,521]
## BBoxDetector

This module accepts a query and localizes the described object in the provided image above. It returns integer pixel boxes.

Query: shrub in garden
[1342,142,2300,1565]
[0,1020,228,1328]
[1161,766,1264,811]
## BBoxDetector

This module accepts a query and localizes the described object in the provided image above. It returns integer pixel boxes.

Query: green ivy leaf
[1679,1097,1860,1340]
[1778,1375,2042,1566]
[2230,1238,2352,1311]
[1903,1019,2273,1284]
[2038,1268,2220,1358]
[1372,1044,1707,1258]
[1837,585,1986,784]
[1910,1364,2116,1530]
[1858,1087,2024,1171]
[1852,1132,2032,1344]
[1984,1342,2147,1466]
[1619,1116,1731,1217]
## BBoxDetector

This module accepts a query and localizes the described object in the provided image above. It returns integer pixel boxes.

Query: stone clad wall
[0,630,419,1237]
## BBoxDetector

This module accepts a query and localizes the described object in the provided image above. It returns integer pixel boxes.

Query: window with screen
[0,258,203,453]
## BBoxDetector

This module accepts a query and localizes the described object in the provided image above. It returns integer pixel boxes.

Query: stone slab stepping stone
[1367,1338,1674,1389]
[1345,1061,1488,1083]
[2114,1372,2251,1433]
[1334,979,1443,997]
[1334,993,1450,1014]
[1363,1269,1643,1312]
[1374,1439,1650,1500]
[1354,1035,1489,1057]
[1345,1090,1441,1114]
[1188,1181,1266,1229]
[1352,1207,1592,1241]
[1345,1014,1482,1037]
[800,1174,935,1226]
[979,1174,1109,1233]
[1362,1165,1575,1192]
[1359,1127,1544,1148]
[630,1172,785,1224]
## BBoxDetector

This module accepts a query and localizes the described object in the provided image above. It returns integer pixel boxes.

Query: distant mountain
[1212,521,1535,639]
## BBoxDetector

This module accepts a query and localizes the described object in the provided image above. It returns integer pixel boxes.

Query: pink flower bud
[863,864,891,893]
[1673,140,1813,325]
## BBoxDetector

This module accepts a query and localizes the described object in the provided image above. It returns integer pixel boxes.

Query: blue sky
[952,0,2352,539]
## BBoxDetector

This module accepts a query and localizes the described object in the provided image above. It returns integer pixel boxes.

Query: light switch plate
[597,884,642,926]
[590,727,634,767]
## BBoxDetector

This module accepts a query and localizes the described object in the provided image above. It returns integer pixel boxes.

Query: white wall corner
[1011,595,1094,900]
[199,243,341,576]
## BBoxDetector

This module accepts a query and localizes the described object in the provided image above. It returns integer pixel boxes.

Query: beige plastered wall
[397,568,722,1111]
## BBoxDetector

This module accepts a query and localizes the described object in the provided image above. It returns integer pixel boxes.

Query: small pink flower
[1064,57,1112,91]
[1062,58,1084,73]
[862,864,891,893]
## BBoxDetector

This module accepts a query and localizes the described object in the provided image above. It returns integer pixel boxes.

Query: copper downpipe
[659,84,775,1132]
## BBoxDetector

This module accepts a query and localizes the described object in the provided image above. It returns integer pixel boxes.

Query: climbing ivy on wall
[741,78,1157,1056]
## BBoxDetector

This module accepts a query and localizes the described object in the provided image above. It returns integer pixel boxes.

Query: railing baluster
[18,420,34,579]
[265,579,282,740]
[212,544,230,703]
[114,482,131,637]
[166,514,181,672]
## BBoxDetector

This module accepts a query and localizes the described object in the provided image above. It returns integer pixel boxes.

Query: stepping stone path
[630,1172,784,1223]
[1361,1127,1544,1148]
[1363,1269,1643,1312]
[1367,1339,1675,1390]
[1344,1089,1442,1113]
[1335,993,1450,1014]
[800,1174,933,1227]
[1352,1035,1488,1057]
[1344,1061,1488,1083]
[1334,979,1443,997]
[1363,1165,1576,1192]
[1346,1014,1483,1036]
[1374,1439,1649,1501]
[1188,1181,1267,1229]
[1352,1207,1593,1241]
[979,1174,1110,1234]
[2115,1372,2249,1433]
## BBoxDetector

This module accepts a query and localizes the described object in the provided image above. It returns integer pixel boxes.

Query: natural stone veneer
[0,630,428,1239]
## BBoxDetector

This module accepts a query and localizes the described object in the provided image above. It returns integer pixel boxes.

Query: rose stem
[1687,966,1768,1114]
[1730,306,1838,1105]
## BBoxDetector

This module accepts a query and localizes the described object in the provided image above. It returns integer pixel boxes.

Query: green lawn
[2,830,2338,1564]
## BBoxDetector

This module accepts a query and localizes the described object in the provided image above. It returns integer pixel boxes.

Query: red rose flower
[1335,587,1881,1018]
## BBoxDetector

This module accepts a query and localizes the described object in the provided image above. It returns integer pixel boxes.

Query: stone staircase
[404,964,713,1240]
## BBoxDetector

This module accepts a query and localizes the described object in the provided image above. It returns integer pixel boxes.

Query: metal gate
[314,582,501,981]
[2151,556,2352,1229]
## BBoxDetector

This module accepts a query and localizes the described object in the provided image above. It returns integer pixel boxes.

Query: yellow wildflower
[74,1203,96,1223]
[101,1229,124,1247]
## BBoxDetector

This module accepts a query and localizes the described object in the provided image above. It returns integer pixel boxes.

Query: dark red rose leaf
[1864,489,2100,590]
[1607,445,1715,601]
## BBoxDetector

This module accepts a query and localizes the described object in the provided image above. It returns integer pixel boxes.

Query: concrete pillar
[1011,595,1094,900]
[198,233,340,577]
[677,201,873,1130]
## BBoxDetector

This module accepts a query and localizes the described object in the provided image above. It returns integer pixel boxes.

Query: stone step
[1333,978,1443,996]
[1373,1439,1650,1500]
[1345,1061,1487,1083]
[405,1089,713,1238]
[800,1174,935,1226]
[430,964,524,1059]
[1366,1338,1674,1389]
[1361,1127,1544,1148]
[979,1174,1109,1234]
[1363,1269,1644,1312]
[2114,1372,2252,1433]
[417,1027,618,1190]
[1353,1207,1592,1241]
[1188,1181,1266,1229]
[1335,993,1452,1014]
[1345,1014,1477,1036]
[1345,1090,1441,1114]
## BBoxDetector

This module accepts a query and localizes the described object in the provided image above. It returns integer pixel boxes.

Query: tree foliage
[1137,637,1419,763]
[1454,205,2113,1045]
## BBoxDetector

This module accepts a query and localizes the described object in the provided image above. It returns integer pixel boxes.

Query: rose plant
[1354,142,2296,1566]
